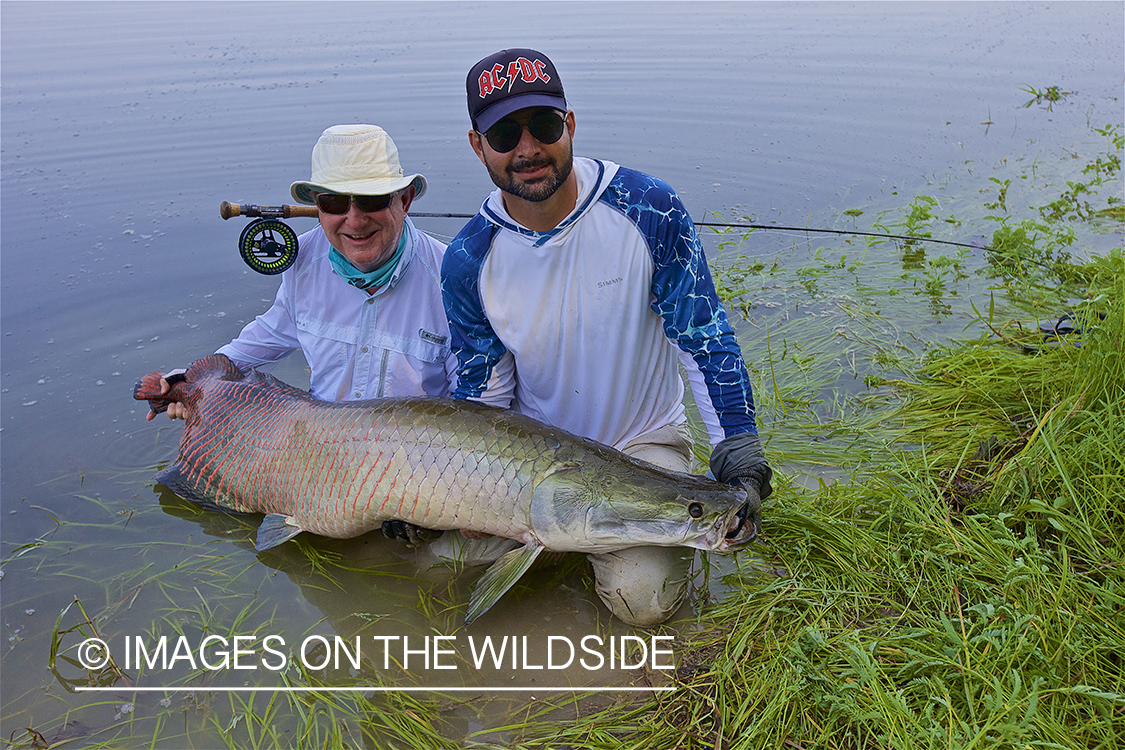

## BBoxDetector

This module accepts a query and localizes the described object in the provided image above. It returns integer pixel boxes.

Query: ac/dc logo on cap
[478,56,552,99]
[467,48,566,131]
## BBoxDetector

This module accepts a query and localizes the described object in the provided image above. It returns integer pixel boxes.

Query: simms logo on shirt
[597,277,623,289]
[478,57,551,99]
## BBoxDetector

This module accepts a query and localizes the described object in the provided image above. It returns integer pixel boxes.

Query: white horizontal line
[76,686,675,693]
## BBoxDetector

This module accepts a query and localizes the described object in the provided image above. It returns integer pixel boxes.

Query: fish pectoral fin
[465,541,545,625]
[255,514,303,551]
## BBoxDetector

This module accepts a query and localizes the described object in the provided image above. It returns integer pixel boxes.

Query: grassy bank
[481,128,1124,748]
[514,262,1122,749]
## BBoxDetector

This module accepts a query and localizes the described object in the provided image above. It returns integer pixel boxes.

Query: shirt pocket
[370,329,452,399]
[293,318,355,398]
[367,327,449,363]
[295,317,358,345]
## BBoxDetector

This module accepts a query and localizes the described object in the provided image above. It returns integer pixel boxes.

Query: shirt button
[354,392,361,398]
[360,346,369,353]
[365,298,375,305]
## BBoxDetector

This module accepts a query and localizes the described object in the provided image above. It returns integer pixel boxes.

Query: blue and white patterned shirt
[442,157,758,450]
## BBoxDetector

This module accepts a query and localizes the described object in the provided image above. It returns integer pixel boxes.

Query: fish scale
[175,371,541,537]
[135,354,758,623]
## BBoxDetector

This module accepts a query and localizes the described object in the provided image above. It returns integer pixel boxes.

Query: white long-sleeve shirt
[442,157,759,451]
[218,217,456,400]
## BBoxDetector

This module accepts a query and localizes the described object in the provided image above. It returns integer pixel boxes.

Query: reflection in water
[152,483,703,691]
[142,480,765,742]
[900,239,926,271]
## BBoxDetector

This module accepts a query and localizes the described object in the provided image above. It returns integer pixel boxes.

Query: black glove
[709,432,772,539]
[380,520,443,547]
[709,431,773,498]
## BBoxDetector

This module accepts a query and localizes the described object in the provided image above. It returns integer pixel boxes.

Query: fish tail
[133,370,185,416]
[134,354,243,416]
[133,371,166,401]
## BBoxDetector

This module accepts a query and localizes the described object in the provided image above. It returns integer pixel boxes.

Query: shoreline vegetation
[533,263,1122,749]
[6,119,1122,748]
[483,124,1123,749]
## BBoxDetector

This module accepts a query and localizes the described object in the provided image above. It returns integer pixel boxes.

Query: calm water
[2,1,1122,744]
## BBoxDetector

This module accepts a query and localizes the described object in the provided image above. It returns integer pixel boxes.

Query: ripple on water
[96,419,182,475]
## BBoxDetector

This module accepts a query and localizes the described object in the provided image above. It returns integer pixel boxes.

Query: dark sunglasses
[314,191,399,215]
[481,110,566,153]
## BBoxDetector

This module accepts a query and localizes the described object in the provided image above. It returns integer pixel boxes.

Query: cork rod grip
[219,201,318,220]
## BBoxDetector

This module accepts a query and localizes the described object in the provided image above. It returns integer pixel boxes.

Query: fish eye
[688,502,704,519]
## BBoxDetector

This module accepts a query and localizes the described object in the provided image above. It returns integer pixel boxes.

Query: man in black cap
[441,48,772,626]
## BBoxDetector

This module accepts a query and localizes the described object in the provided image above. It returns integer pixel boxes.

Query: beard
[485,142,574,203]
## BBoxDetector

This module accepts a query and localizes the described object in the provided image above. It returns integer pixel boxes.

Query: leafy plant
[1020,84,1074,111]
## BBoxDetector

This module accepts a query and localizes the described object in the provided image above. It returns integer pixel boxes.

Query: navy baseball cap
[467,48,567,132]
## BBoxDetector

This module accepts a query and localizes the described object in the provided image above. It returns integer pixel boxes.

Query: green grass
[1021,85,1075,112]
[482,254,1124,750]
[474,128,1125,749]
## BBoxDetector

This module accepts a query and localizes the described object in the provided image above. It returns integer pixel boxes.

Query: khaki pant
[424,422,697,627]
[588,422,696,626]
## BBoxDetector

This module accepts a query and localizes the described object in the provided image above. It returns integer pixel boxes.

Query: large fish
[135,355,758,623]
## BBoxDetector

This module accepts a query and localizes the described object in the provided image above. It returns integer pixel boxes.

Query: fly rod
[407,213,991,252]
[219,202,992,274]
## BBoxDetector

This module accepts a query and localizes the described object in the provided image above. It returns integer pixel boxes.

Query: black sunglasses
[314,191,399,215]
[481,110,566,153]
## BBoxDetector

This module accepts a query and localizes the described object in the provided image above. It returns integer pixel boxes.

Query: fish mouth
[718,502,758,550]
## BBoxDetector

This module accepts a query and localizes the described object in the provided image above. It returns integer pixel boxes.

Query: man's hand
[709,431,773,542]
[709,431,773,501]
[725,474,763,542]
[381,520,444,547]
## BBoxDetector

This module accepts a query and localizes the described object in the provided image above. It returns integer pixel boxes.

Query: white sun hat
[290,124,427,205]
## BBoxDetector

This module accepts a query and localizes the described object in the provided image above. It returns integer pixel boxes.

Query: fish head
[529,460,758,553]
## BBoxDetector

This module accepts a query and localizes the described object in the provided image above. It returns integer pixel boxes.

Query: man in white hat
[149,123,455,425]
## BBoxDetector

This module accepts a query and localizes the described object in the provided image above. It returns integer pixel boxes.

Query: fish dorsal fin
[156,463,213,509]
[465,540,545,625]
[255,513,303,551]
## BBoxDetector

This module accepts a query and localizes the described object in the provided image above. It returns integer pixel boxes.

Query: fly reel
[220,201,317,275]
[238,220,298,275]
